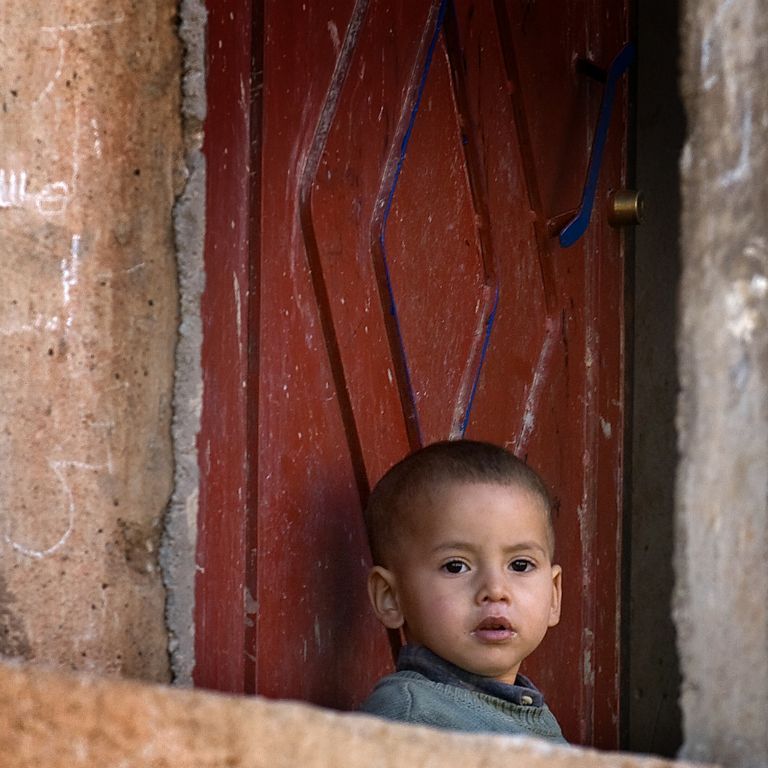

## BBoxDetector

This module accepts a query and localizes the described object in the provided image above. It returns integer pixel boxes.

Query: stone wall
[676,0,768,765]
[0,0,183,681]
[0,660,714,768]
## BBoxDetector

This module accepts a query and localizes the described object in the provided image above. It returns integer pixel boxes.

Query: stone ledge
[0,660,714,768]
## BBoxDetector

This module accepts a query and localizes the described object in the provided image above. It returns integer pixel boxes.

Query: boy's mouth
[472,616,515,642]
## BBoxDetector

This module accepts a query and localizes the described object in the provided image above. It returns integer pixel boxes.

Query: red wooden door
[197,0,630,749]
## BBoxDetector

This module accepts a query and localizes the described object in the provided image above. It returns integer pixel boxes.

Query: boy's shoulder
[359,670,453,726]
[359,670,566,743]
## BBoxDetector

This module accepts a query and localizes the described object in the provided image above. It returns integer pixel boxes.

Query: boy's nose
[476,571,510,603]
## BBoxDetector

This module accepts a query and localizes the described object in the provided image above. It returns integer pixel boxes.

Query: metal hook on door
[556,42,636,248]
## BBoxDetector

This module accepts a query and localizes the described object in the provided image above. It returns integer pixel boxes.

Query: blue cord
[378,0,449,445]
[460,283,499,436]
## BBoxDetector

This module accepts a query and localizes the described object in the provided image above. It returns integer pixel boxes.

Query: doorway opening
[195,0,688,756]
[627,0,685,756]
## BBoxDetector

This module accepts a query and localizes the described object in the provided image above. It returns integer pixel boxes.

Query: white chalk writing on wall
[1,13,129,559]
[0,13,126,220]
[0,169,71,215]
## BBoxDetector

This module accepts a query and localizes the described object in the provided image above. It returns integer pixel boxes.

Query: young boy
[359,439,566,742]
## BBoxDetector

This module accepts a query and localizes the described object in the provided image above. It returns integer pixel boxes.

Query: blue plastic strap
[558,42,635,248]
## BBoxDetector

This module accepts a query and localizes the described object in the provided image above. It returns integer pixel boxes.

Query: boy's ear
[367,566,404,630]
[548,563,563,627]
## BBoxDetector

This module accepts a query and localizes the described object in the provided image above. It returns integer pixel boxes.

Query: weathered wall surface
[0,660,715,768]
[676,0,768,765]
[161,0,207,686]
[0,1,183,680]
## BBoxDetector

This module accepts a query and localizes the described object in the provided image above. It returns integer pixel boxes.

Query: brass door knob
[607,189,644,227]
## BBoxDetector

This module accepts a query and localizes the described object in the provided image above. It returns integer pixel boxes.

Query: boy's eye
[442,560,469,574]
[509,559,534,573]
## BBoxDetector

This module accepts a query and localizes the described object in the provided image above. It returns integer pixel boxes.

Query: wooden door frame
[195,0,630,748]
[195,0,262,694]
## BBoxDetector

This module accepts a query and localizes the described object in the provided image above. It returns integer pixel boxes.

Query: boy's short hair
[364,439,555,566]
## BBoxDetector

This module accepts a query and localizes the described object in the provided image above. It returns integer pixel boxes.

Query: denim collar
[396,644,544,707]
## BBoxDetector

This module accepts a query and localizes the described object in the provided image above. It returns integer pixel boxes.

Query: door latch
[556,42,636,248]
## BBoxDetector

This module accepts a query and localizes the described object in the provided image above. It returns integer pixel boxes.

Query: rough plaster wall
[628,0,684,755]
[676,0,768,764]
[0,1,183,680]
[161,0,207,686]
[0,660,715,768]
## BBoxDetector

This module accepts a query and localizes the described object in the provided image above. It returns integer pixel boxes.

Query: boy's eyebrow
[430,541,549,555]
[430,542,475,554]
[504,541,550,556]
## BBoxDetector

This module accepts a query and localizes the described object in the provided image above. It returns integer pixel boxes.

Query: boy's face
[368,481,561,684]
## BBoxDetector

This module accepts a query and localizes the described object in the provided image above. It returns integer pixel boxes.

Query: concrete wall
[676,0,768,765]
[0,0,183,680]
[0,659,713,768]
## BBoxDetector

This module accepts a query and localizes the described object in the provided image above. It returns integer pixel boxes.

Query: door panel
[198,0,628,748]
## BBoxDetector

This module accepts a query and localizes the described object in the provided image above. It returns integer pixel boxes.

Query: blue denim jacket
[359,645,566,743]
